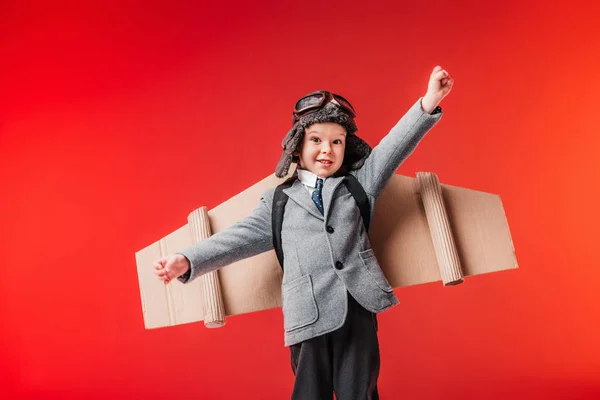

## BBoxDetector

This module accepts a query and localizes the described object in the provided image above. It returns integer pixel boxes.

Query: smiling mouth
[318,160,333,166]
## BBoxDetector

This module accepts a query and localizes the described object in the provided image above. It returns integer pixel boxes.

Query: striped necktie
[312,178,324,215]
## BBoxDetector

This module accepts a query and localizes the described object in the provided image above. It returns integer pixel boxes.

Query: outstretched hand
[422,66,454,113]
[153,254,190,284]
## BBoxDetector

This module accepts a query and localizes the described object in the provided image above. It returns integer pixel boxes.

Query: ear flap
[343,134,372,171]
[275,125,305,178]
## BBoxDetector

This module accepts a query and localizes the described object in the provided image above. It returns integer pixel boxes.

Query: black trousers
[289,292,380,400]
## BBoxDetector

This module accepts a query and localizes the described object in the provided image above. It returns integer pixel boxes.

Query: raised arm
[353,66,453,198]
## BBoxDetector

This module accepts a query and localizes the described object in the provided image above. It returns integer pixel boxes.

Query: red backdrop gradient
[1,1,599,399]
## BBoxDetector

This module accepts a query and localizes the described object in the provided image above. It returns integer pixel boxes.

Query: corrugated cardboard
[136,171,518,329]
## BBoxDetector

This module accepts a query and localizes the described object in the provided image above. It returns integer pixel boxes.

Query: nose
[321,141,332,154]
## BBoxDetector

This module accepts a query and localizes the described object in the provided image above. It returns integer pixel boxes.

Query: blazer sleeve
[176,188,275,283]
[353,97,442,199]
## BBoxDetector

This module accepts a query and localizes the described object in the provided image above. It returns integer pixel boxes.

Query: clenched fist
[421,65,454,114]
[153,254,190,284]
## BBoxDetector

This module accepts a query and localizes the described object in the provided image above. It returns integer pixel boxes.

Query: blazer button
[335,261,344,270]
[326,225,334,233]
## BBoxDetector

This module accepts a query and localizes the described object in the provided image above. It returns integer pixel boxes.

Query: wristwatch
[431,106,442,115]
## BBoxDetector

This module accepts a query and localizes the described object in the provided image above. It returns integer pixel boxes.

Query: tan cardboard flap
[370,175,517,288]
[136,225,205,329]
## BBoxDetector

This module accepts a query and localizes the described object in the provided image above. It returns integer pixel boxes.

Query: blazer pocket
[359,249,394,293]
[281,274,319,332]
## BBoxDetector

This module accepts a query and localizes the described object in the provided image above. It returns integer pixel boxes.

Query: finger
[156,269,169,279]
[432,65,443,75]
[433,70,448,81]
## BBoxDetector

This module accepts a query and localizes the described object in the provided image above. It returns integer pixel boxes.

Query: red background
[1,1,599,399]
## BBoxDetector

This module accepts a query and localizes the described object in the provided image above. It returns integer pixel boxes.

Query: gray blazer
[178,98,442,346]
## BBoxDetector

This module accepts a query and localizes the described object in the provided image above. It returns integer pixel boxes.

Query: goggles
[292,90,356,125]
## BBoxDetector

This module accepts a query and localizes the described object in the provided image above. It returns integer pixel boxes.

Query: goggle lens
[295,93,325,112]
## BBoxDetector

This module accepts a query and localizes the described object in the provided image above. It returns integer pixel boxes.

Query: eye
[333,139,344,145]
[310,137,320,143]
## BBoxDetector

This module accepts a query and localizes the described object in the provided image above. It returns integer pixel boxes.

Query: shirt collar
[297,168,326,188]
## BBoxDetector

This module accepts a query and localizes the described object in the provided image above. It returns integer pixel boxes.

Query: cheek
[336,146,346,162]
[299,147,315,164]
[306,147,320,159]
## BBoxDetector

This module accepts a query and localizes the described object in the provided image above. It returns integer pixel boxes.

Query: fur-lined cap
[275,102,372,178]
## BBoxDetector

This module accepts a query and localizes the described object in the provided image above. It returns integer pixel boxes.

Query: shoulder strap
[272,177,295,269]
[272,174,370,270]
[342,174,371,233]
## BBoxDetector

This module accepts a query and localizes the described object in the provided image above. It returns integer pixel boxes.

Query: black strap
[342,174,371,234]
[272,174,370,269]
[272,177,295,269]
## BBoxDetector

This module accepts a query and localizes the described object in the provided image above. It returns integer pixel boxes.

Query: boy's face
[296,122,346,178]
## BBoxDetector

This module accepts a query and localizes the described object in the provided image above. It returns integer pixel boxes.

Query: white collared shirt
[297,168,327,196]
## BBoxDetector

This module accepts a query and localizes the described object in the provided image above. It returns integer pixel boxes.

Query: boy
[154,66,453,399]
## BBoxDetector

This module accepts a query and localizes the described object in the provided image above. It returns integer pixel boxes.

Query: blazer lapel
[282,179,324,220]
[321,175,346,218]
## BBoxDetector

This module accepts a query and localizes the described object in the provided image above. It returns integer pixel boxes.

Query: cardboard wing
[135,172,518,329]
